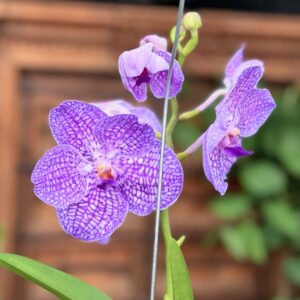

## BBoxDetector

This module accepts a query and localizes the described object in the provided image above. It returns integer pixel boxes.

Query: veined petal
[217,60,264,126]
[238,89,276,137]
[49,101,106,156]
[131,82,148,102]
[57,185,128,242]
[117,140,183,216]
[224,45,244,85]
[150,51,184,99]
[31,145,88,208]
[202,132,237,196]
[94,114,155,156]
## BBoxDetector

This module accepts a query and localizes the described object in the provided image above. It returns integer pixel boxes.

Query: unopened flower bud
[182,12,202,32]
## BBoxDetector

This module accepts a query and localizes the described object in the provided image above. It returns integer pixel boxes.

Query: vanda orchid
[0,9,277,300]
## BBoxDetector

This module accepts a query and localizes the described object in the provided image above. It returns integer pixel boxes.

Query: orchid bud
[182,12,202,32]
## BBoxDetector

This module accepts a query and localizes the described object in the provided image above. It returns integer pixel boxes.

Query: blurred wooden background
[0,1,299,299]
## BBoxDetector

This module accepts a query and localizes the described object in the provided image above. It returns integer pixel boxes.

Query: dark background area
[88,0,300,14]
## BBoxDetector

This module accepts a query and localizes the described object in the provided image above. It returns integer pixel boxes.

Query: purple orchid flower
[31,101,183,242]
[118,43,184,102]
[202,60,276,195]
[94,99,162,133]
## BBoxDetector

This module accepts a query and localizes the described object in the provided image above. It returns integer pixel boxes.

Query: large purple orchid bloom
[31,101,183,242]
[118,43,184,102]
[95,99,162,133]
[202,60,276,195]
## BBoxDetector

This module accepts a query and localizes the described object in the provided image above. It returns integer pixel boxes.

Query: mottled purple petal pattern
[31,145,88,208]
[224,45,244,85]
[57,185,128,242]
[150,51,184,99]
[217,60,264,121]
[117,141,183,216]
[202,52,275,195]
[203,132,237,195]
[49,101,106,156]
[238,89,276,137]
[94,114,155,156]
[33,98,183,242]
[95,99,162,132]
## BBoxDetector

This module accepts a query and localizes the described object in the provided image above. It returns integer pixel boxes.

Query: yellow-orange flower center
[97,163,115,180]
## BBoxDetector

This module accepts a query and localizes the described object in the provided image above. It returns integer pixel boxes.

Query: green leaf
[219,222,268,264]
[210,194,251,221]
[238,221,267,264]
[262,200,299,240]
[219,226,248,261]
[283,256,300,287]
[0,253,111,300]
[169,238,194,300]
[276,129,300,178]
[239,160,287,197]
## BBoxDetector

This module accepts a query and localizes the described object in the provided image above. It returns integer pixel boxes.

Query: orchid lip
[135,68,152,86]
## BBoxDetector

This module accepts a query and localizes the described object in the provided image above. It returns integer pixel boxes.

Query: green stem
[161,96,179,300]
[166,97,178,148]
[161,209,173,299]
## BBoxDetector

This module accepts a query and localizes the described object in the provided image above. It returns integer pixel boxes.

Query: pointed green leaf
[238,221,267,265]
[0,253,111,300]
[169,238,194,300]
[219,226,248,261]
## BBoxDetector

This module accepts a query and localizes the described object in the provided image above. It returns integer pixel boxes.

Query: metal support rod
[149,1,185,299]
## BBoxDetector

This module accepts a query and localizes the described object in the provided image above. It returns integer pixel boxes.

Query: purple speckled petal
[57,185,128,242]
[49,101,106,156]
[94,114,155,156]
[202,131,237,196]
[224,45,244,85]
[131,82,148,102]
[217,60,264,125]
[204,122,226,155]
[95,100,162,132]
[117,141,183,216]
[238,89,276,137]
[150,51,184,99]
[224,146,253,157]
[31,145,88,208]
